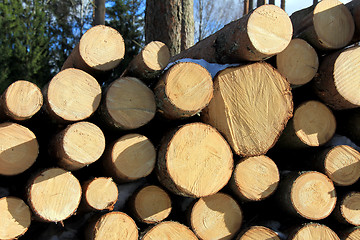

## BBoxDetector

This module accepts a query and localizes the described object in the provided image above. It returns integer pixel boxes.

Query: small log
[229,155,279,201]
[172,5,292,63]
[236,226,280,240]
[339,227,360,240]
[0,197,31,240]
[156,122,233,198]
[277,171,336,220]
[103,133,156,183]
[86,212,138,240]
[276,100,336,148]
[0,122,38,176]
[276,38,319,87]
[50,121,106,171]
[346,0,360,42]
[62,25,125,75]
[81,177,118,211]
[43,68,102,122]
[99,77,156,130]
[291,0,354,50]
[27,168,82,223]
[0,80,43,121]
[126,41,170,81]
[189,193,243,240]
[313,45,360,110]
[130,185,172,224]
[316,145,360,186]
[288,223,339,240]
[141,221,198,240]
[334,192,360,226]
[154,62,213,119]
[201,62,293,156]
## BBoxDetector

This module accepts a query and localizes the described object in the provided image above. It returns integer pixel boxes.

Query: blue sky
[278,0,351,15]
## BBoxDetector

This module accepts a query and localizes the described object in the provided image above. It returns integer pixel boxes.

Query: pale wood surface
[202,62,293,156]
[289,223,339,240]
[0,122,38,176]
[141,221,198,240]
[157,122,233,198]
[236,226,280,240]
[335,192,360,225]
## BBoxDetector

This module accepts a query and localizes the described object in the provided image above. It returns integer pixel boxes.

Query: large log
[339,227,360,240]
[172,5,292,63]
[156,122,233,198]
[346,0,360,42]
[291,0,354,50]
[288,223,339,240]
[201,62,293,156]
[236,226,280,240]
[141,221,198,240]
[333,192,360,226]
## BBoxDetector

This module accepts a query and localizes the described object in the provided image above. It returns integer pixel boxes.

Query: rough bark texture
[244,0,250,15]
[181,0,194,51]
[94,0,105,25]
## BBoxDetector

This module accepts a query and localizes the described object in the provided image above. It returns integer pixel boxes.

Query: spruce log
[201,62,293,156]
[130,185,172,224]
[126,41,170,81]
[291,0,354,50]
[339,227,360,240]
[62,25,125,75]
[81,177,118,211]
[141,221,198,240]
[156,122,233,198]
[43,68,101,122]
[189,193,243,240]
[27,168,82,223]
[346,0,360,42]
[316,145,360,186]
[236,226,280,240]
[99,77,156,130]
[172,5,292,63]
[229,155,279,201]
[0,197,31,240]
[50,121,106,171]
[86,212,138,240]
[276,100,336,148]
[334,192,360,226]
[313,45,360,110]
[103,134,156,183]
[0,80,43,121]
[277,171,336,220]
[276,38,319,87]
[0,122,38,176]
[288,223,339,240]
[154,62,213,119]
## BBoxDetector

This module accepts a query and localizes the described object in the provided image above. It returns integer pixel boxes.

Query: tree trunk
[93,0,105,25]
[181,0,194,50]
[281,0,285,10]
[288,223,339,240]
[333,192,360,225]
[249,0,253,10]
[236,226,280,240]
[269,0,275,4]
[243,0,249,15]
[141,221,198,240]
[313,0,318,6]
[257,0,265,7]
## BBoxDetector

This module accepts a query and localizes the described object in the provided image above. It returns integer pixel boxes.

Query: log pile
[2,1,360,239]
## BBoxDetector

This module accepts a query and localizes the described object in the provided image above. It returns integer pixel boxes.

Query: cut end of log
[340,192,360,226]
[3,80,43,121]
[247,5,293,57]
[0,122,38,176]
[294,101,336,147]
[157,123,233,198]
[83,177,118,211]
[133,185,171,224]
[313,0,354,49]
[291,171,336,220]
[142,221,198,240]
[28,168,82,222]
[236,226,280,240]
[0,197,31,240]
[190,193,242,240]
[231,155,279,201]
[106,134,156,182]
[289,223,339,240]
[105,77,156,130]
[142,41,170,71]
[276,38,318,87]
[324,145,360,186]
[79,25,125,71]
[46,68,101,122]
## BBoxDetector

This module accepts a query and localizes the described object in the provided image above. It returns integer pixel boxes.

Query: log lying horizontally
[236,226,280,240]
[141,221,198,240]
[346,0,360,42]
[333,192,360,226]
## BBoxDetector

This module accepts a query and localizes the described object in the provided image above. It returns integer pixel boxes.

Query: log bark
[288,223,339,240]
[236,226,280,240]
[98,77,156,130]
[93,0,105,26]
[0,80,43,121]
[154,62,213,119]
[229,155,279,201]
[201,62,293,156]
[346,0,360,42]
[243,0,249,15]
[333,192,360,226]
[27,168,82,223]
[189,193,243,240]
[313,45,360,110]
[290,0,354,50]
[337,108,360,145]
[0,122,38,176]
[172,5,292,63]
[103,134,156,183]
[156,122,233,198]
[50,121,106,171]
[43,68,102,123]
[276,38,319,87]
[339,227,360,240]
[276,101,336,148]
[0,197,31,240]
[181,0,194,51]
[141,221,198,240]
